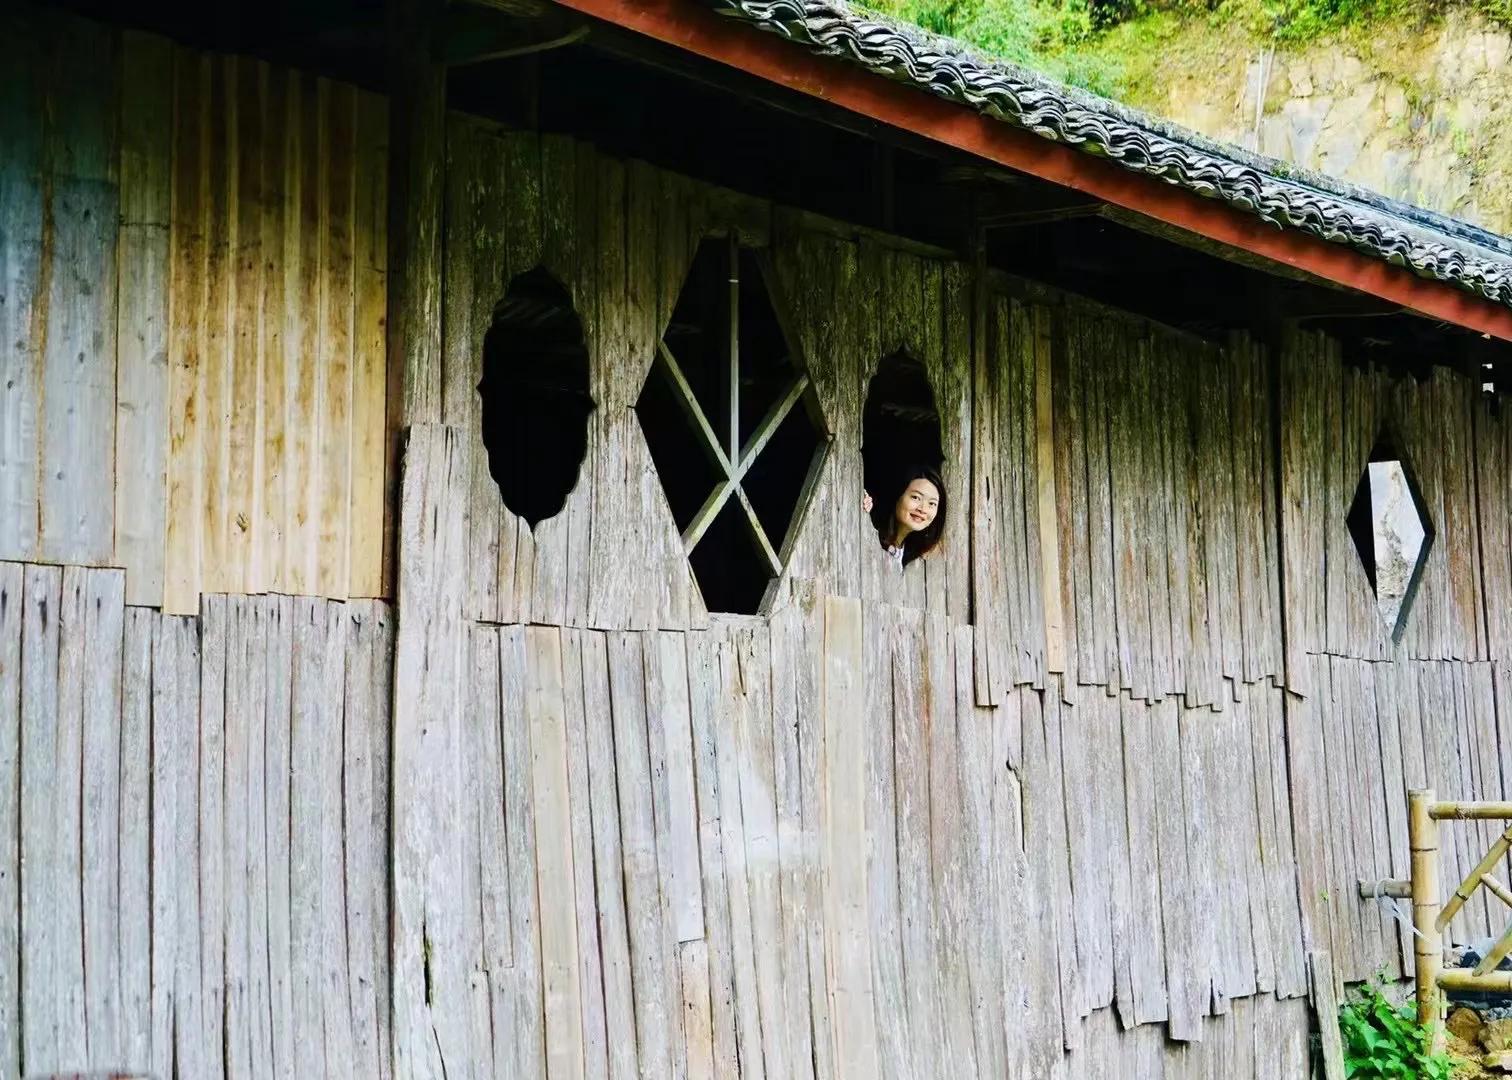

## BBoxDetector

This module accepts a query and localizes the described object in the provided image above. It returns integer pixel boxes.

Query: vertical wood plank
[499,626,546,1080]
[733,625,788,1080]
[81,568,125,1068]
[163,51,207,615]
[223,599,253,1079]
[582,629,640,1080]
[649,631,705,943]
[608,630,676,1077]
[465,626,505,1077]
[891,612,943,1076]
[37,21,118,567]
[350,93,390,598]
[264,595,295,1078]
[261,70,292,597]
[228,60,266,595]
[526,625,587,1080]
[1036,307,1066,674]
[118,605,153,1074]
[147,610,177,1077]
[0,24,44,564]
[821,596,880,1077]
[197,58,232,597]
[198,594,227,1080]
[1122,690,1168,1025]
[587,158,629,630]
[343,602,384,1080]
[686,628,740,1080]
[317,83,357,600]
[116,33,174,605]
[284,72,324,597]
[560,629,610,1079]
[170,615,204,1078]
[451,120,502,622]
[47,568,89,1066]
[770,604,818,1080]
[863,604,908,1078]
[244,600,275,1078]
[290,597,329,1076]
[1153,695,1200,1041]
[390,423,472,1080]
[320,601,355,1080]
[0,565,20,1080]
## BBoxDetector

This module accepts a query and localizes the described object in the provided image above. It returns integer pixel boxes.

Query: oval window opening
[479,266,595,528]
[862,349,945,519]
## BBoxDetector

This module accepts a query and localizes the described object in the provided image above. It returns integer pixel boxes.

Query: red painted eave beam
[554,0,1512,343]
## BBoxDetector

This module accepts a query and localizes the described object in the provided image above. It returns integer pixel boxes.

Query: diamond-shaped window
[634,237,828,614]
[1345,433,1434,642]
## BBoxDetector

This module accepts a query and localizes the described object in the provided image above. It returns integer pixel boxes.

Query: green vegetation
[1337,981,1457,1080]
[860,0,1511,99]
[860,0,1156,95]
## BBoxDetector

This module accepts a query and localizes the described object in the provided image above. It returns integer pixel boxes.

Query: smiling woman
[865,463,947,567]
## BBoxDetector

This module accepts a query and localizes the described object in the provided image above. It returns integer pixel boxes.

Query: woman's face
[893,477,940,536]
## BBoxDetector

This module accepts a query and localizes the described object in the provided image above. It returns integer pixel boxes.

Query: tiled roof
[707,0,1512,309]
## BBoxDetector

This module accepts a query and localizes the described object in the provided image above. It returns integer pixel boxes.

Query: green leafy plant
[1337,981,1456,1080]
[859,0,1512,105]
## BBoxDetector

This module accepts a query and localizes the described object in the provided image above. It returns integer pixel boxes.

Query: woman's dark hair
[870,464,947,565]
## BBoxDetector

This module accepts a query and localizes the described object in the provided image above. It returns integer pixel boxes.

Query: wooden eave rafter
[548,0,1512,343]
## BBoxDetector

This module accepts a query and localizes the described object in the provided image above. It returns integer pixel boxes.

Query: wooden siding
[1280,332,1487,672]
[443,121,975,632]
[0,564,391,1079]
[443,594,1317,1079]
[157,48,391,613]
[443,119,702,631]
[0,12,120,570]
[13,9,1512,1075]
[0,12,394,613]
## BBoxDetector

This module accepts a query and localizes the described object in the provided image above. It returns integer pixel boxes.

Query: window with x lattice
[634,235,829,614]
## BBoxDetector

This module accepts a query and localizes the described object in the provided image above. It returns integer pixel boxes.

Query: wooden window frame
[650,234,824,581]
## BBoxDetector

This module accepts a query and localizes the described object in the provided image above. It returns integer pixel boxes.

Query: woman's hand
[862,490,873,514]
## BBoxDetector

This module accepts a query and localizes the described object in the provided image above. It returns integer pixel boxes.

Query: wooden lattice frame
[650,235,824,579]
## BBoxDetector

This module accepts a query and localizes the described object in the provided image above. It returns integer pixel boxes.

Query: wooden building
[6,0,1512,1075]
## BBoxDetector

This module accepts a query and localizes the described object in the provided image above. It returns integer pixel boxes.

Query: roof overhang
[550,0,1512,343]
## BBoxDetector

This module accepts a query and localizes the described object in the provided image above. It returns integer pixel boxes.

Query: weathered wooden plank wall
[0,12,395,615]
[1280,332,1486,672]
[773,222,974,625]
[443,121,974,631]
[990,294,1284,708]
[157,48,392,614]
[443,118,707,631]
[0,11,119,571]
[1270,332,1512,990]
[10,9,1512,1074]
[0,565,391,1079]
[446,598,1316,1078]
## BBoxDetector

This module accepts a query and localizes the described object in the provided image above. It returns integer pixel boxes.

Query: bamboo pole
[1482,873,1512,909]
[1438,968,1512,993]
[1430,801,1512,820]
[1411,788,1445,1054]
[1473,913,1512,977]
[1437,821,1512,931]
[1357,878,1412,900]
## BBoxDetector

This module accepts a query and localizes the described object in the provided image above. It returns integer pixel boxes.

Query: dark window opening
[688,499,772,616]
[1345,432,1434,643]
[479,266,594,528]
[634,236,828,614]
[862,349,945,513]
